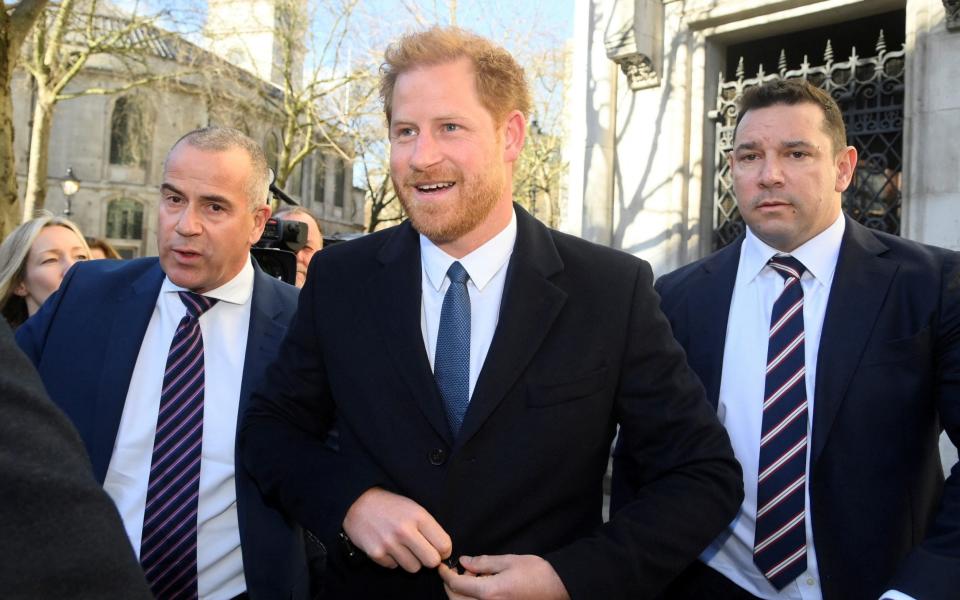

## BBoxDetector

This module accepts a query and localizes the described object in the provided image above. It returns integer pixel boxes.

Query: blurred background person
[275,207,322,288]
[0,212,89,329]
[86,236,122,260]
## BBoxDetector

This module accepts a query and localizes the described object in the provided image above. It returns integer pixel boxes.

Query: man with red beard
[241,27,742,600]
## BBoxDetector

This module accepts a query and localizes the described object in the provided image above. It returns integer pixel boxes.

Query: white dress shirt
[420,209,517,399]
[702,214,845,599]
[103,259,254,600]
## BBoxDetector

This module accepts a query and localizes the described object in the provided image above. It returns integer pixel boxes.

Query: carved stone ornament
[620,54,658,90]
[945,0,960,32]
[604,0,663,91]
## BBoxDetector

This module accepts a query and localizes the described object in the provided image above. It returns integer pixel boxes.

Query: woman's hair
[86,236,122,259]
[0,212,89,328]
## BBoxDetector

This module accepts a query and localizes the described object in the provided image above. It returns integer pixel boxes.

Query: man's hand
[342,487,452,572]
[439,554,570,600]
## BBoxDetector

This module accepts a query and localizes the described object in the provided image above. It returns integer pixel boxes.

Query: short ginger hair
[380,26,532,126]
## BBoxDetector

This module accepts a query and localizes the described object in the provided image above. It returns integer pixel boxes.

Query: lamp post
[61,167,80,217]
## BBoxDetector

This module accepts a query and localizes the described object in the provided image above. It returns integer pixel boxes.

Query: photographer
[274,208,323,288]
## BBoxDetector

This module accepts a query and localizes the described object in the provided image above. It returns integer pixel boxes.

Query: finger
[400,528,443,568]
[460,554,512,575]
[389,544,423,573]
[441,564,489,598]
[419,516,454,560]
[442,579,479,600]
[366,550,398,570]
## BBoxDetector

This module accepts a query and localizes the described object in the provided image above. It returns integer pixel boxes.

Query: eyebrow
[160,183,230,204]
[733,139,817,152]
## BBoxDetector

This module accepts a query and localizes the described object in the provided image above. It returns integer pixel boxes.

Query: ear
[13,280,27,298]
[834,145,858,193]
[502,110,526,163]
[248,203,272,246]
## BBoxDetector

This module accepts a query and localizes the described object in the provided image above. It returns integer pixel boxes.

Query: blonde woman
[0,212,89,328]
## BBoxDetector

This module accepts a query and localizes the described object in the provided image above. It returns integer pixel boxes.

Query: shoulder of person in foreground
[0,318,152,599]
[15,256,160,363]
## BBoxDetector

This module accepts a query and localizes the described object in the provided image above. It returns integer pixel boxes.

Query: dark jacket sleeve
[240,253,391,545]
[546,260,743,599]
[891,250,960,599]
[0,319,153,599]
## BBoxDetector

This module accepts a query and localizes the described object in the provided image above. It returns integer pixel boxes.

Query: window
[106,198,144,240]
[109,96,149,166]
[313,155,326,206]
[333,158,346,208]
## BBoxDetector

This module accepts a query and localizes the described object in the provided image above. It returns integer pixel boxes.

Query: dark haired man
[241,26,742,600]
[17,127,308,599]
[613,79,960,600]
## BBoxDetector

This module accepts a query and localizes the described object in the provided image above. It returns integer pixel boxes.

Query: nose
[759,155,785,188]
[409,131,441,171]
[174,203,202,236]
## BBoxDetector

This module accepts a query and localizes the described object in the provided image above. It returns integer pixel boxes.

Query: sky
[124,0,575,54]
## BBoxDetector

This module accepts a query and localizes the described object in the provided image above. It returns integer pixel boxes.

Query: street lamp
[61,167,80,217]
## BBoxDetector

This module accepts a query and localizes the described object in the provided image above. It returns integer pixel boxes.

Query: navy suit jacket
[241,205,743,600]
[16,257,309,600]
[615,217,960,600]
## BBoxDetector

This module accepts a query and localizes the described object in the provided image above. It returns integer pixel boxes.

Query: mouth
[412,181,456,195]
[171,248,202,261]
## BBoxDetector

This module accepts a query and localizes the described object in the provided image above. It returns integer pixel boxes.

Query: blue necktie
[141,291,217,600]
[754,256,808,590]
[435,262,471,437]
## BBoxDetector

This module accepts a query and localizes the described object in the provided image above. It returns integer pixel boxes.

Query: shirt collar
[420,208,518,292]
[161,255,255,305]
[740,212,846,286]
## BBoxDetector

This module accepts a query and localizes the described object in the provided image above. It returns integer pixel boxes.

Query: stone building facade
[564,0,959,467]
[11,0,364,258]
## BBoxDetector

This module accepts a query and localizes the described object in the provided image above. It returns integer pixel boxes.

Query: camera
[252,217,307,285]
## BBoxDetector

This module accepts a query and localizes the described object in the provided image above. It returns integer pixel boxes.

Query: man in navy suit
[17,127,308,599]
[241,27,742,600]
[614,80,960,600]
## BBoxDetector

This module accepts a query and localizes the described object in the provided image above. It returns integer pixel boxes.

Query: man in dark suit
[0,318,153,599]
[240,27,742,600]
[614,80,960,600]
[17,127,308,599]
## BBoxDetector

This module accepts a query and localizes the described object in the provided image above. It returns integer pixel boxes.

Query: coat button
[428,448,446,466]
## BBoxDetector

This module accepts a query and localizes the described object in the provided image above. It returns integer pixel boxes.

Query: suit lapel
[239,265,290,414]
[91,261,165,482]
[456,207,566,448]
[367,223,452,444]
[684,239,741,409]
[812,218,897,463]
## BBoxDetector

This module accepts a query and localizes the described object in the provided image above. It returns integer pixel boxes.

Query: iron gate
[710,32,906,249]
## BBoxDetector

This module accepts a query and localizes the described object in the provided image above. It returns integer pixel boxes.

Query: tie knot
[768,256,806,281]
[447,261,469,285]
[178,291,218,319]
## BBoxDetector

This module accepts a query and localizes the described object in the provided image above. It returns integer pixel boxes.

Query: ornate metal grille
[710,32,906,249]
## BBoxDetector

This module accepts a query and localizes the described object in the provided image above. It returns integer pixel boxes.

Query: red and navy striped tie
[140,291,217,599]
[754,256,808,589]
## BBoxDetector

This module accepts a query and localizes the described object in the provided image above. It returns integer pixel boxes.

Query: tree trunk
[22,95,54,219]
[0,61,21,237]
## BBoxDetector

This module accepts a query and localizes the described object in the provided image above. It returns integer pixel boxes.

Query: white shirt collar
[160,255,255,306]
[420,208,518,292]
[740,213,845,287]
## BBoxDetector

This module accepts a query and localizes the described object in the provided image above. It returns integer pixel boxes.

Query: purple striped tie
[754,256,808,589]
[140,291,217,600]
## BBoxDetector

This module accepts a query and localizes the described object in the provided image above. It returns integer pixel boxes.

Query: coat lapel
[91,261,164,482]
[682,239,741,409]
[812,217,897,464]
[239,264,291,413]
[367,223,452,444]
[456,207,566,448]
